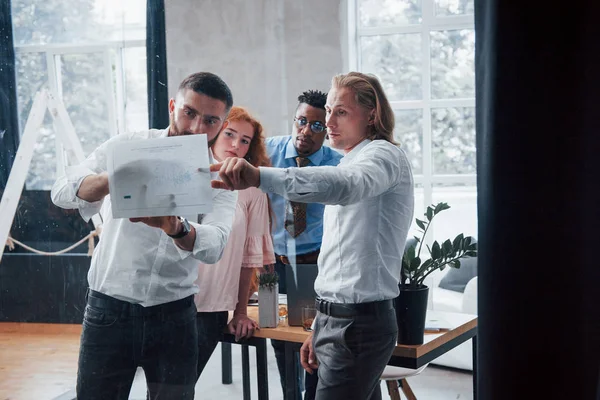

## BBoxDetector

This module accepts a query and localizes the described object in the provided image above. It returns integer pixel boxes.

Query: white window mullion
[346,0,358,71]
[356,19,471,38]
[430,98,475,108]
[390,100,424,110]
[15,40,146,54]
[422,95,433,211]
[429,15,473,29]
[355,0,363,72]
[391,98,475,110]
[431,174,477,185]
[358,25,422,36]
[114,46,126,135]
[103,48,118,138]
[415,176,478,187]
[121,39,146,49]
[421,0,434,215]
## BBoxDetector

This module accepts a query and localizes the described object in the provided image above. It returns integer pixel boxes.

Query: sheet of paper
[107,134,212,219]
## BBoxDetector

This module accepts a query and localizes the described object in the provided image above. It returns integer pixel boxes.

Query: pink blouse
[194,187,275,312]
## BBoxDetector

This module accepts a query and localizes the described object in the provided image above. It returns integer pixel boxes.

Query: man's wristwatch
[167,217,191,239]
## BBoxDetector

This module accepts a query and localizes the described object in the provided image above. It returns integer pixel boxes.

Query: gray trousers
[312,308,397,400]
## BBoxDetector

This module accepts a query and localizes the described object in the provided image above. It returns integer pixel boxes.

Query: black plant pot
[394,285,429,345]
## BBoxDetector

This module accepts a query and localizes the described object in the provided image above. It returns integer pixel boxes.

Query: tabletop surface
[238,306,477,360]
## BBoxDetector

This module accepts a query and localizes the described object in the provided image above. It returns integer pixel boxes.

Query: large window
[12,0,148,190]
[350,0,476,240]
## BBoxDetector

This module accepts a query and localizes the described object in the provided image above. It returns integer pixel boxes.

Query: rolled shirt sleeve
[52,130,238,266]
[50,133,129,222]
[170,187,238,265]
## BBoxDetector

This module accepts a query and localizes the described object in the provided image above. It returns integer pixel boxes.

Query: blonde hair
[331,72,397,145]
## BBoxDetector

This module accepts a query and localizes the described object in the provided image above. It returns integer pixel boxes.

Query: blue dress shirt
[265,135,343,257]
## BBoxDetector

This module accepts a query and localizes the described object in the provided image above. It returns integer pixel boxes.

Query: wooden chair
[380,364,428,400]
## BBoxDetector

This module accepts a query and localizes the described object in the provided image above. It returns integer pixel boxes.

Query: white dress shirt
[259,139,414,303]
[51,129,237,307]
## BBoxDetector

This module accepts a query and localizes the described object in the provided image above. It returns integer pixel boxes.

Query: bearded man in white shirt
[51,72,237,400]
[211,72,415,400]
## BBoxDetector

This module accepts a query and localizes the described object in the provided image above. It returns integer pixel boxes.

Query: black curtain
[146,0,169,129]
[0,0,20,189]
[475,2,600,399]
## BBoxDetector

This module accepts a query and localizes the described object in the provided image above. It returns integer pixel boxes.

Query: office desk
[221,307,477,400]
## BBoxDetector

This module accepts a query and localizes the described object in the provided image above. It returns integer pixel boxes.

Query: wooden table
[221,306,478,400]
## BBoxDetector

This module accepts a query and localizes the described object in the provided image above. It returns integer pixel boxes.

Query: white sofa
[424,270,478,371]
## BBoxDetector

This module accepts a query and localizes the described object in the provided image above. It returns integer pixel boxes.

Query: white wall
[165,0,346,136]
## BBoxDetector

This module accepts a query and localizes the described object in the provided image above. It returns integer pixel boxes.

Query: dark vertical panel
[475,1,600,399]
[146,0,169,129]
[0,0,20,189]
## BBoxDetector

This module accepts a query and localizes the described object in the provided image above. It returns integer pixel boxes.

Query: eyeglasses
[294,117,326,134]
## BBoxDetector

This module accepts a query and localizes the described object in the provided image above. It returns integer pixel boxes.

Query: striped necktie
[285,157,310,237]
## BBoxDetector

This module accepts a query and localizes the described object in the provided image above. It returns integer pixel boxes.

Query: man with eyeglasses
[51,72,236,400]
[265,90,343,399]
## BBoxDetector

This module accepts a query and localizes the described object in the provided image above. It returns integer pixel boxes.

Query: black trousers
[196,311,229,378]
[77,290,198,400]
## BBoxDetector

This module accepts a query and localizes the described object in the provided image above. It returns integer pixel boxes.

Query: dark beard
[168,114,190,137]
[169,114,220,145]
[168,114,179,137]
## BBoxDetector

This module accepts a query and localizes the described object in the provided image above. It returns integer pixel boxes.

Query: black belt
[315,298,394,318]
[86,289,194,317]
[276,249,320,265]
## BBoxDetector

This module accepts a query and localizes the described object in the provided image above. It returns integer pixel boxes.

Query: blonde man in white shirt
[51,72,237,400]
[211,72,414,400]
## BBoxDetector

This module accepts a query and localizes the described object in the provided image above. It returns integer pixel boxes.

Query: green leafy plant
[258,264,279,290]
[401,202,478,290]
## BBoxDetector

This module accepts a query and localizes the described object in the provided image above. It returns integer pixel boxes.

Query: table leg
[472,335,478,400]
[284,341,299,400]
[255,338,269,400]
[221,342,233,384]
[242,345,251,400]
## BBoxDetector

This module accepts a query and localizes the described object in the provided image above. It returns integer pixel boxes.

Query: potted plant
[396,202,477,345]
[258,265,279,328]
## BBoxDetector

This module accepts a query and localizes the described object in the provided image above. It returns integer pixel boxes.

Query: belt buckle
[317,298,331,315]
[316,298,324,313]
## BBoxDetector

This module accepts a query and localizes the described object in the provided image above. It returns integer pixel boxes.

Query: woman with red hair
[194,106,275,379]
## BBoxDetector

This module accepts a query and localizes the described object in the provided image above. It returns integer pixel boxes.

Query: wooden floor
[0,323,82,400]
[0,323,474,400]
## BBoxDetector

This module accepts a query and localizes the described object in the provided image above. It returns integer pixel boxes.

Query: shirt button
[269,187,274,192]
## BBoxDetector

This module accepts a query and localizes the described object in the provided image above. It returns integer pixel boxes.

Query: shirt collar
[284,136,325,166]
[340,139,372,165]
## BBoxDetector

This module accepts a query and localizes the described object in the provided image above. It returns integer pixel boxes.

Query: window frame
[348,0,476,211]
[14,40,147,188]
[15,39,146,137]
